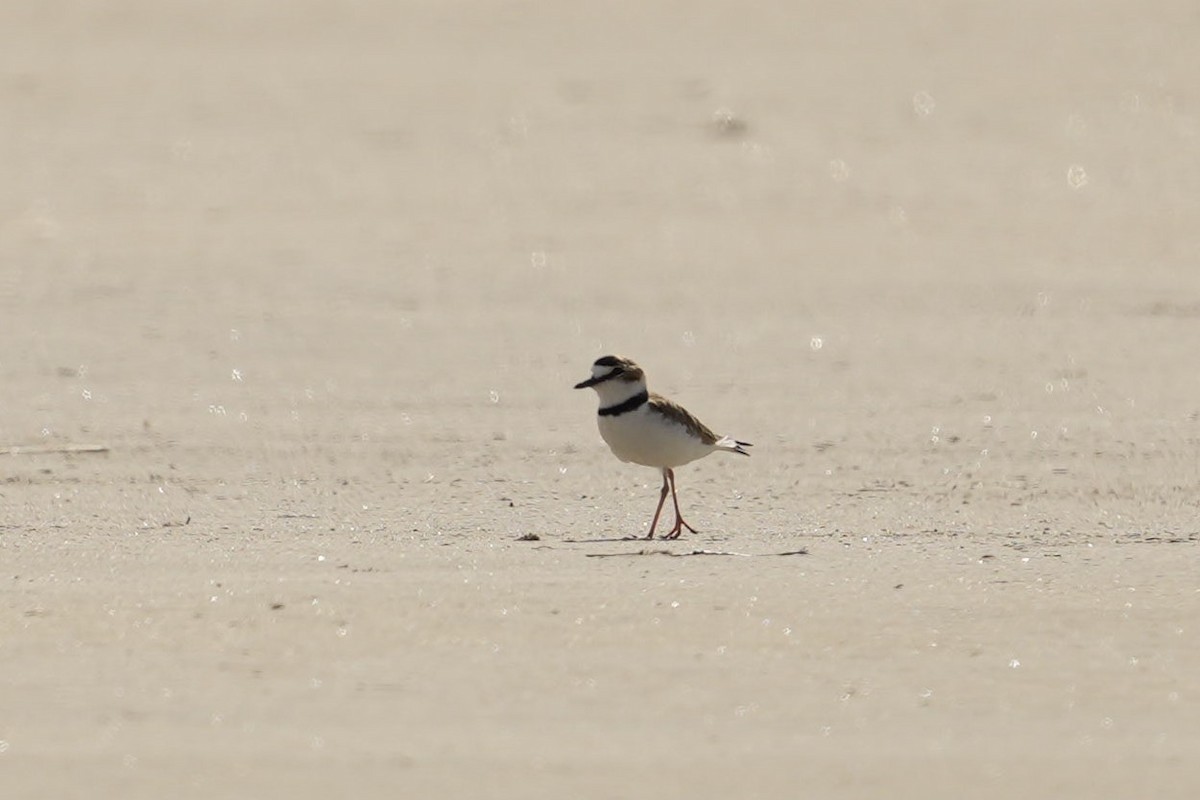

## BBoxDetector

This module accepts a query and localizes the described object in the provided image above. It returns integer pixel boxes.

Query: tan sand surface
[3,2,1199,797]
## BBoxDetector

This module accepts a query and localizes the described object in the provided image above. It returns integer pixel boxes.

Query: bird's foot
[662,517,698,540]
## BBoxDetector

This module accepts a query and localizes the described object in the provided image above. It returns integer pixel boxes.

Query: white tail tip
[716,436,752,456]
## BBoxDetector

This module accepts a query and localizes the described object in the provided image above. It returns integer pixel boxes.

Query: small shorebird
[574,355,751,539]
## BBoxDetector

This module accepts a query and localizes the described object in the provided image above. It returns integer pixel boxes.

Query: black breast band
[598,390,649,417]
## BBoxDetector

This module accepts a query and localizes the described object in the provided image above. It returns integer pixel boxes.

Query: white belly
[597,406,714,468]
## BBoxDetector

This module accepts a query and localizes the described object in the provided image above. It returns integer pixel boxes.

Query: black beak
[574,367,622,389]
[575,367,622,389]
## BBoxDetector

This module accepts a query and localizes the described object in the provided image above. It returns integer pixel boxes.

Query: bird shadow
[585,548,809,559]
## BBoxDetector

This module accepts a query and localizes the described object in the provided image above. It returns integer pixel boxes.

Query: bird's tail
[715,436,752,456]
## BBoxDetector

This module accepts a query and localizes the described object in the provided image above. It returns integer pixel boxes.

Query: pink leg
[662,468,699,540]
[643,469,671,539]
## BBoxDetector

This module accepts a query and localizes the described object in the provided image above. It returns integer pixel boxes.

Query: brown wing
[647,393,719,446]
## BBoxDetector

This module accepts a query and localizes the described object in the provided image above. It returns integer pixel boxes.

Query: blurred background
[2,1,1198,534]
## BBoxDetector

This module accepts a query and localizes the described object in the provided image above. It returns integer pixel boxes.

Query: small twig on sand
[586,548,808,558]
[0,443,109,456]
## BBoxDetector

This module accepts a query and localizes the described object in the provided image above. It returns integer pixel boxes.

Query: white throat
[591,375,648,408]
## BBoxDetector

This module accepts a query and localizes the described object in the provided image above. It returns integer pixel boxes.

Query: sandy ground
[3,2,1200,797]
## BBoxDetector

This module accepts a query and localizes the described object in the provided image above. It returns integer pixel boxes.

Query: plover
[574,355,751,539]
